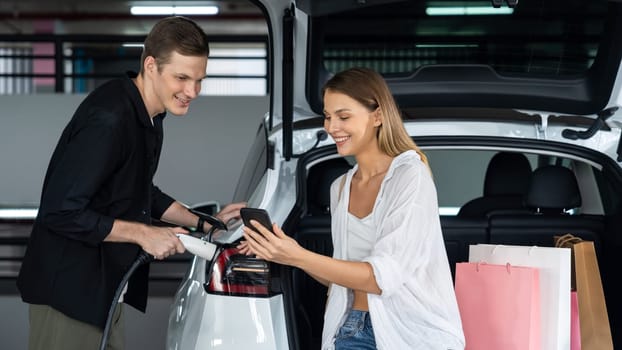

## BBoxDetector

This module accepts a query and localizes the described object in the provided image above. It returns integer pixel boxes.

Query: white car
[166,0,622,349]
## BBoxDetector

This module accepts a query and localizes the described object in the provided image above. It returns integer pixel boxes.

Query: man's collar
[123,71,166,128]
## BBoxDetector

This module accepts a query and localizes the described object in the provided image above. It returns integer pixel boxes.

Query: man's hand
[106,219,188,260]
[139,225,188,260]
[215,202,246,225]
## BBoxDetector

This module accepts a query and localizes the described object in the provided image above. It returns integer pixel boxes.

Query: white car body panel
[167,1,622,349]
[299,119,622,165]
[167,257,288,350]
[194,294,288,349]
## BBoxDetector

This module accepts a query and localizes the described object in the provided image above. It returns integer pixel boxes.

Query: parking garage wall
[0,94,268,209]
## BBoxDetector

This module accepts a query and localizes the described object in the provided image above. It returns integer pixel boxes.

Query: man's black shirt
[17,72,176,328]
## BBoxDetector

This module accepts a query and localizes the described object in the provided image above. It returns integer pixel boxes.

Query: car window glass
[593,168,622,215]
[232,122,269,202]
[317,0,608,78]
[427,149,538,214]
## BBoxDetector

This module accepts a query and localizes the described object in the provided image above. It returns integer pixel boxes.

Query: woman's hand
[241,220,302,266]
[236,240,253,255]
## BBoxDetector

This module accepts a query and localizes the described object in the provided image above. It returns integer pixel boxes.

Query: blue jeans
[334,310,377,350]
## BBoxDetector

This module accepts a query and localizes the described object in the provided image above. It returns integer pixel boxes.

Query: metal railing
[0,34,269,95]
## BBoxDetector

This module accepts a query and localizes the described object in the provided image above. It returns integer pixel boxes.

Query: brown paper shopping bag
[555,234,613,350]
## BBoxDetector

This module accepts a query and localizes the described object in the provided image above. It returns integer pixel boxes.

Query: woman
[240,67,464,349]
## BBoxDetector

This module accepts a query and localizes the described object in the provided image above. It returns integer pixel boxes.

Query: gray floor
[1,293,175,349]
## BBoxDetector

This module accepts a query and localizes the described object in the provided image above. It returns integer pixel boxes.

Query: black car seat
[458,151,532,217]
[523,165,581,214]
[489,165,603,250]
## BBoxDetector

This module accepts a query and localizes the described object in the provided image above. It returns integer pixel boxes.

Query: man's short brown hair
[140,16,209,74]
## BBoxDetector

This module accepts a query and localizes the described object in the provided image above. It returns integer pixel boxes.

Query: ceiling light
[122,43,144,48]
[426,6,514,15]
[416,44,478,48]
[130,6,219,16]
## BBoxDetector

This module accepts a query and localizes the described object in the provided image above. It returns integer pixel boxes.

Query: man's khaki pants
[28,303,124,350]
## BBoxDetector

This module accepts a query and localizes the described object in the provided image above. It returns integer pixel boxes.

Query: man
[17,16,244,349]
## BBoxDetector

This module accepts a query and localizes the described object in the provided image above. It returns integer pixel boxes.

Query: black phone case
[240,207,273,232]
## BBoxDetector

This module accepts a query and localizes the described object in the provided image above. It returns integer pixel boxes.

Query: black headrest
[484,152,532,196]
[525,165,581,211]
[307,158,352,215]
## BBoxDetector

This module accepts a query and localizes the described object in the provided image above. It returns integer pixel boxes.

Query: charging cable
[99,209,226,349]
[99,251,152,350]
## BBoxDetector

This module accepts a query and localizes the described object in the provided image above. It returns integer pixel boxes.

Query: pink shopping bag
[469,244,570,350]
[571,291,581,350]
[455,262,541,350]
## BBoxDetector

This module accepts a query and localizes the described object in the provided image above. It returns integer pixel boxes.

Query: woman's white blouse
[346,213,374,261]
[321,150,465,350]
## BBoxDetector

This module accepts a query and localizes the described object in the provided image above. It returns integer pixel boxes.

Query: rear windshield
[316,0,608,77]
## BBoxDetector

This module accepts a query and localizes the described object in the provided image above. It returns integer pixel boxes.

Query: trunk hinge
[536,114,549,140]
[562,106,618,141]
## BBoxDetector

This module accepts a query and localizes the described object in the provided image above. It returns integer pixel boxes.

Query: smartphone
[240,207,273,233]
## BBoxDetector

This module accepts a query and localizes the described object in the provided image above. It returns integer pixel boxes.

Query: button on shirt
[17,72,175,329]
[322,151,465,350]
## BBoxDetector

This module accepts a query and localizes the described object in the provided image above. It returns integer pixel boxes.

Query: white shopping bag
[469,244,571,350]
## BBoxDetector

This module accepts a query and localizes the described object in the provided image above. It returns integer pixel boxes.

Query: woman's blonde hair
[322,67,429,166]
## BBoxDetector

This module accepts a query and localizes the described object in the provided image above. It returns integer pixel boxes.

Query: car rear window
[316,0,608,78]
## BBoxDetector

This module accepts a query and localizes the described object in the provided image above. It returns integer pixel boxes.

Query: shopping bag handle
[476,262,513,274]
[554,233,583,248]
[491,245,538,255]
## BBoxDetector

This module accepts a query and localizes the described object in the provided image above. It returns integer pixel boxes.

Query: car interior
[457,152,533,217]
[287,146,619,349]
[291,156,352,348]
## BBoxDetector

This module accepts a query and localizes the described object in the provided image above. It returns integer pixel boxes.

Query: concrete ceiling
[0,0,267,35]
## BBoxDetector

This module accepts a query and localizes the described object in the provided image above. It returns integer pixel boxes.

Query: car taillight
[204,246,271,297]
